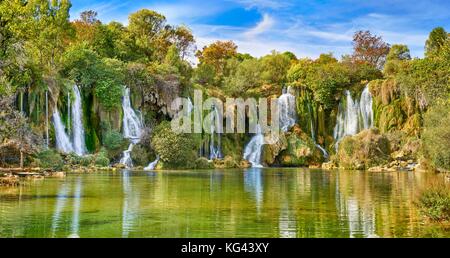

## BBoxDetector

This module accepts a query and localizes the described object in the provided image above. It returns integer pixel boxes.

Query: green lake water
[0,168,448,238]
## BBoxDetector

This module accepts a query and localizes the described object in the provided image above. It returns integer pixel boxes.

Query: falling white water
[308,105,329,159]
[72,85,86,156]
[120,143,134,168]
[53,109,74,153]
[243,125,265,168]
[144,156,160,171]
[209,106,222,160]
[333,85,374,149]
[278,87,297,132]
[46,91,49,147]
[122,88,142,141]
[120,88,143,167]
[360,85,373,129]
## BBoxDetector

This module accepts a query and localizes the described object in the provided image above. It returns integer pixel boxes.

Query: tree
[351,30,390,69]
[425,27,448,58]
[386,44,411,61]
[127,9,168,61]
[80,10,99,25]
[224,58,262,96]
[195,40,237,81]
[259,51,291,85]
[170,26,195,60]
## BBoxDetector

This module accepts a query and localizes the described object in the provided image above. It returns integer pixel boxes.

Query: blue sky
[70,0,450,61]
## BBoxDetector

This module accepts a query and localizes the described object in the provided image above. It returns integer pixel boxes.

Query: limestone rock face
[262,133,287,166]
[337,128,391,170]
[276,124,318,167]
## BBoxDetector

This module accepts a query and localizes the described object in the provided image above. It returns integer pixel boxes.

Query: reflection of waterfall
[68,178,82,238]
[53,109,74,153]
[243,168,263,210]
[122,170,139,238]
[279,202,297,238]
[209,106,222,160]
[278,87,296,132]
[46,91,49,147]
[51,183,69,237]
[72,85,86,156]
[144,156,159,171]
[243,125,264,167]
[333,85,373,148]
[120,88,143,167]
[347,198,378,238]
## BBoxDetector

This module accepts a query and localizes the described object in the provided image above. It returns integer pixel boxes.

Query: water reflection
[243,168,263,211]
[51,182,70,237]
[0,169,447,238]
[69,177,82,238]
[122,170,140,238]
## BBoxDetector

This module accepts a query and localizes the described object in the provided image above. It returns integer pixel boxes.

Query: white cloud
[232,0,292,10]
[244,13,275,38]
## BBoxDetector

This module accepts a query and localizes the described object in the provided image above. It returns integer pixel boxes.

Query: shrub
[422,103,450,171]
[80,155,95,167]
[103,129,125,150]
[36,149,64,170]
[417,180,450,222]
[131,144,151,167]
[95,154,110,167]
[337,128,390,169]
[151,121,199,168]
[195,157,213,169]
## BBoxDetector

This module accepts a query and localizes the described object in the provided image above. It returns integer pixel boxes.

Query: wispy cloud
[244,13,274,38]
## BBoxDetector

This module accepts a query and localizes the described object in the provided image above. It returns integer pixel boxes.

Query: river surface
[0,168,448,238]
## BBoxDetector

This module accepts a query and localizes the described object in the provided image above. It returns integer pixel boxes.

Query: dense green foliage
[417,180,450,222]
[151,121,199,168]
[35,149,64,170]
[422,103,450,171]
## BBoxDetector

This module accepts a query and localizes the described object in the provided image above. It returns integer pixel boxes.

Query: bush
[103,129,125,150]
[151,121,199,168]
[417,180,450,222]
[95,154,110,167]
[195,157,214,169]
[36,149,64,170]
[131,144,151,167]
[337,128,391,169]
[422,103,450,171]
[80,155,95,167]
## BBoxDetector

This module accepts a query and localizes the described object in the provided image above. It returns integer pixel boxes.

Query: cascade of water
[278,86,296,132]
[209,106,222,160]
[67,91,70,134]
[243,124,265,168]
[120,88,143,167]
[333,85,374,149]
[72,85,86,156]
[46,91,49,148]
[53,109,74,153]
[308,104,329,159]
[144,156,160,171]
[122,88,142,142]
[359,85,373,129]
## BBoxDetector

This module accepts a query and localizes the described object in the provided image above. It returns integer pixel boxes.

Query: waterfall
[360,86,373,129]
[333,85,374,148]
[72,85,86,156]
[53,109,74,153]
[243,125,264,168]
[144,156,159,171]
[278,87,297,132]
[209,106,222,160]
[308,105,329,159]
[120,88,143,168]
[46,91,49,148]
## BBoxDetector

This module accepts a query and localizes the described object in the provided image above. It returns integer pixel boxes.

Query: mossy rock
[131,144,152,167]
[214,155,239,169]
[337,128,391,170]
[277,127,317,167]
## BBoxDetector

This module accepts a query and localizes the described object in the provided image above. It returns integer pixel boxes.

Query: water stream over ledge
[1,168,448,238]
